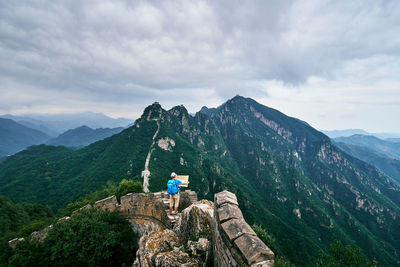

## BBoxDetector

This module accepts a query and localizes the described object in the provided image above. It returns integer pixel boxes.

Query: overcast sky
[1,0,399,132]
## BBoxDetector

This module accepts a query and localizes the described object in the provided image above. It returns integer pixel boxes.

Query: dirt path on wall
[142,119,160,192]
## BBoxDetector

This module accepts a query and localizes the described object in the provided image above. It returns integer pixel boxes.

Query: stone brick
[217,203,243,223]
[31,224,53,242]
[221,218,256,241]
[93,195,118,211]
[8,238,24,248]
[234,234,275,265]
[179,190,198,211]
[57,216,71,223]
[214,190,238,207]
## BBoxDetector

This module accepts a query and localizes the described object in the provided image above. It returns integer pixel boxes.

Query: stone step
[167,214,179,220]
[166,209,180,225]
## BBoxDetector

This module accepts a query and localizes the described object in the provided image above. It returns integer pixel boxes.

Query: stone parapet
[8,238,25,249]
[93,195,118,211]
[179,190,198,211]
[119,192,171,231]
[213,190,275,266]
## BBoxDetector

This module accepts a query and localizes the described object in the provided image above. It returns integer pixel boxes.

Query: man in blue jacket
[167,172,182,215]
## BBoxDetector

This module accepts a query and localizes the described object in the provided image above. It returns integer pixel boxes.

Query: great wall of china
[9,190,275,266]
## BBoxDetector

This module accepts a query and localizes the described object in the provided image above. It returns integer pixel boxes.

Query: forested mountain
[46,126,124,148]
[0,118,50,157]
[0,96,399,265]
[334,134,400,160]
[334,141,400,184]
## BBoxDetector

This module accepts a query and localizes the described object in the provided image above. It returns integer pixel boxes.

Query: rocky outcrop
[133,229,180,266]
[133,229,201,267]
[175,199,214,244]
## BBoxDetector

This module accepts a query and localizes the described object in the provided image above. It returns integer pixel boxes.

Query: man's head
[171,172,177,179]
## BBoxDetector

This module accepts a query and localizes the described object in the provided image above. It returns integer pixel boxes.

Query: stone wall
[92,190,199,237]
[213,190,275,267]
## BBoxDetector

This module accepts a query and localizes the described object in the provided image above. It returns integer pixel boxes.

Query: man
[167,172,182,215]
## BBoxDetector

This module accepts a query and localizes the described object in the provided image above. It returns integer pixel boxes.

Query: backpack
[167,179,179,194]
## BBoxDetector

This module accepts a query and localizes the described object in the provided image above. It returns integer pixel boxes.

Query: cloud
[0,0,399,131]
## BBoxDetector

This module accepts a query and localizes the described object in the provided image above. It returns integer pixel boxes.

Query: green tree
[252,224,275,249]
[314,241,380,267]
[6,208,138,266]
[44,208,138,266]
[7,240,46,267]
[116,179,143,199]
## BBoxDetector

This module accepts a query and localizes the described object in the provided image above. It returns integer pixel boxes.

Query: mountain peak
[75,125,92,130]
[227,94,248,104]
[140,102,164,121]
[168,104,189,116]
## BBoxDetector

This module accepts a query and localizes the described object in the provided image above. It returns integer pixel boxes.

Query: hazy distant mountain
[387,138,400,143]
[47,126,124,147]
[334,134,400,160]
[373,133,400,139]
[5,117,59,137]
[1,96,399,265]
[322,129,369,138]
[0,112,132,135]
[323,129,400,139]
[333,135,400,184]
[0,118,50,157]
[334,141,400,184]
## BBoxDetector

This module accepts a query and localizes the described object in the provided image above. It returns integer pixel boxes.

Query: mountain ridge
[334,141,400,185]
[0,112,132,135]
[0,118,50,157]
[0,96,399,265]
[46,125,124,148]
[334,134,400,160]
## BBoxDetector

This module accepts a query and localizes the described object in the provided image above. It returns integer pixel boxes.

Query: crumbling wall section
[213,190,275,267]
